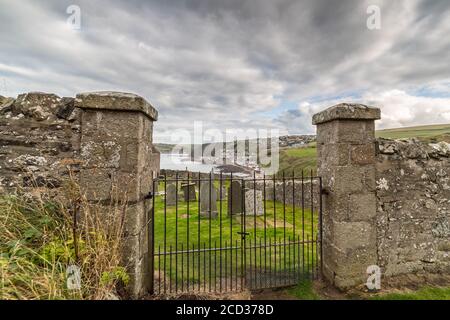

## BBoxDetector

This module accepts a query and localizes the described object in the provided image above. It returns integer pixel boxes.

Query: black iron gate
[150,171,322,295]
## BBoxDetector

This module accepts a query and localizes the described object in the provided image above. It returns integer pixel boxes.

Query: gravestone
[181,183,196,202]
[218,185,227,200]
[215,185,227,201]
[244,189,263,216]
[227,180,243,215]
[166,183,177,206]
[200,181,218,218]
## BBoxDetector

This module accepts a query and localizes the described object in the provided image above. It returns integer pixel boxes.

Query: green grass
[371,286,450,300]
[287,280,321,300]
[153,192,319,289]
[0,192,126,300]
[154,197,318,248]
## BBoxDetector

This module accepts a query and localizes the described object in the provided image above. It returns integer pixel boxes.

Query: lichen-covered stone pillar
[76,92,159,297]
[313,104,380,290]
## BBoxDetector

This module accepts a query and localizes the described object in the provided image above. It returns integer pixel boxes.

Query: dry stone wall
[376,138,450,277]
[0,92,81,197]
[0,91,159,298]
[314,103,450,291]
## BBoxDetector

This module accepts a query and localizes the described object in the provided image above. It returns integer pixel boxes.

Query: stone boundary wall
[0,92,81,196]
[159,170,320,209]
[314,103,450,291]
[253,180,320,209]
[0,91,159,298]
[376,138,450,277]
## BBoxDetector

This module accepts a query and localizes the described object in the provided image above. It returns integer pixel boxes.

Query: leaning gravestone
[227,180,243,215]
[200,181,218,218]
[166,183,177,206]
[244,189,263,216]
[181,183,197,202]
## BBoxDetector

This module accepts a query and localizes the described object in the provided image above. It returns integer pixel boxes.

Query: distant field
[376,123,450,142]
[276,123,450,174]
[277,144,317,175]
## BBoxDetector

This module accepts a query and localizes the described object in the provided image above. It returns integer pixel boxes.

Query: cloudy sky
[0,0,449,142]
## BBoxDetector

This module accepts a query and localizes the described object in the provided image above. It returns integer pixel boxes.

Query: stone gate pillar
[76,92,158,297]
[313,104,380,290]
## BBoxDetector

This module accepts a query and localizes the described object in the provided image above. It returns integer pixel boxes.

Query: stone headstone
[217,185,227,200]
[228,180,243,215]
[200,181,218,218]
[166,183,177,206]
[181,183,197,202]
[244,189,263,216]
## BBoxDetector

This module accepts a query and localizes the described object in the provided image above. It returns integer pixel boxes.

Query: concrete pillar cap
[312,103,380,125]
[76,91,158,121]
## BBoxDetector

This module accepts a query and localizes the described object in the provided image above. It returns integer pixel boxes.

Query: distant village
[157,135,316,175]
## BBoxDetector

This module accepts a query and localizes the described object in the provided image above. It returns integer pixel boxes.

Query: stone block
[329,246,377,286]
[316,121,336,145]
[76,91,158,121]
[312,103,380,125]
[335,120,376,144]
[348,193,377,221]
[351,143,375,165]
[333,166,364,193]
[81,110,143,140]
[332,221,376,251]
[79,168,113,201]
[123,202,146,236]
[118,139,140,172]
[80,138,122,169]
[320,190,349,222]
[318,143,350,166]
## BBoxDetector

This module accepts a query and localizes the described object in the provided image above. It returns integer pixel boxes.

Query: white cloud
[276,90,450,134]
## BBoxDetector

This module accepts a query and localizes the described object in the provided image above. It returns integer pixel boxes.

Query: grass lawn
[371,286,450,300]
[281,282,450,300]
[287,280,321,300]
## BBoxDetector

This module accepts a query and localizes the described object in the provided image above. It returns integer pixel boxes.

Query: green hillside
[277,123,450,175]
[276,143,317,175]
[376,123,450,142]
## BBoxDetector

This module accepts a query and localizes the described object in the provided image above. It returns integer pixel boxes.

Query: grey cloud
[0,0,449,142]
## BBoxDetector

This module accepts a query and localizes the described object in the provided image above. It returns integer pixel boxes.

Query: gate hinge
[144,191,154,200]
